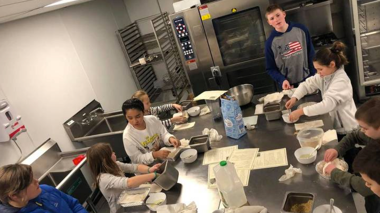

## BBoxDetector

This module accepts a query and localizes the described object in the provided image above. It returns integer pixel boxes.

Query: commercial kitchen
[0,0,379,212]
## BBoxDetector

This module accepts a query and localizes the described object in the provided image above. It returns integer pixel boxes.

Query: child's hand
[285,97,297,109]
[171,116,187,124]
[289,109,303,122]
[153,150,170,159]
[282,80,294,90]
[169,137,181,148]
[149,163,162,173]
[173,104,183,112]
[324,149,338,162]
[324,163,337,175]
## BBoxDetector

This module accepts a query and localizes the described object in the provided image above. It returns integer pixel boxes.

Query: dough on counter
[322,162,332,175]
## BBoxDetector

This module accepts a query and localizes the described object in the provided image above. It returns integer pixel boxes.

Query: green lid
[220,161,227,166]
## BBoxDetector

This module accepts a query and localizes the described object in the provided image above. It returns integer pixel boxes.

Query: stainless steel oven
[169,0,276,96]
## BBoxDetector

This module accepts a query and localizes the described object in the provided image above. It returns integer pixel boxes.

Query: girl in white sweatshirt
[86,143,161,213]
[122,98,181,165]
[285,41,357,138]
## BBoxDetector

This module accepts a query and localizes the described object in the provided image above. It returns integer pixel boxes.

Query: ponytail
[313,41,349,68]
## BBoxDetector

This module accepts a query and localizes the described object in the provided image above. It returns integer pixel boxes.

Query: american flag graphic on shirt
[283,41,302,57]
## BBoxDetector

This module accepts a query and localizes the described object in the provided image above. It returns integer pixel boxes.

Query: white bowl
[294,147,317,164]
[313,204,342,213]
[146,192,166,211]
[315,159,348,179]
[187,106,201,117]
[282,113,298,123]
[180,149,197,163]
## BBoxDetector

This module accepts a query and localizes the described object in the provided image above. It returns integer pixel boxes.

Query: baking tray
[281,191,315,213]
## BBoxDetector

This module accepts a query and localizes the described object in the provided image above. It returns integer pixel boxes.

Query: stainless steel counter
[122,94,357,213]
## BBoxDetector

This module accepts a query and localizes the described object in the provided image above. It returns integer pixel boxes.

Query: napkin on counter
[323,129,338,145]
[179,138,190,148]
[200,106,211,116]
[259,92,284,105]
[278,165,302,182]
[294,120,324,131]
[174,122,195,131]
[203,128,223,142]
[281,88,297,98]
[157,201,197,213]
[234,206,268,213]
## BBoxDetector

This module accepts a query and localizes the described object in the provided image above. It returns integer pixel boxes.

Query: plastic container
[297,128,324,148]
[213,161,247,209]
[294,147,317,164]
[206,99,222,120]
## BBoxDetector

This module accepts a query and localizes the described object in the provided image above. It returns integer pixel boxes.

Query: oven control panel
[173,17,195,61]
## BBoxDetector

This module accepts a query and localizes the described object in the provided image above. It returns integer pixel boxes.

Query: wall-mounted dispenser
[0,99,26,142]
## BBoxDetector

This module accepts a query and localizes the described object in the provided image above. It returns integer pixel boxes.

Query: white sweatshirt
[292,66,357,134]
[98,161,137,213]
[123,115,174,164]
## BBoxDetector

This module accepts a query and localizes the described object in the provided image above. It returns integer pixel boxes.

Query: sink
[85,119,111,136]
[107,115,127,131]
[74,113,129,157]
[84,114,127,137]
[63,101,129,158]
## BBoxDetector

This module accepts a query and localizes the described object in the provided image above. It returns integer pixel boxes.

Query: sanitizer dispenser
[0,100,26,142]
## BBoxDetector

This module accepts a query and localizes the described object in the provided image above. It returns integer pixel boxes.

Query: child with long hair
[0,164,87,213]
[285,41,357,138]
[86,143,161,213]
[132,90,186,129]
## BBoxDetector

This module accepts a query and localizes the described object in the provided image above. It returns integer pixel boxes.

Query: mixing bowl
[226,84,254,106]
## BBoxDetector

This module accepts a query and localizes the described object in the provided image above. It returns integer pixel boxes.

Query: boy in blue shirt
[265,4,316,90]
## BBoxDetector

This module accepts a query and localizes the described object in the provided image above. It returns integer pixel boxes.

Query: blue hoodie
[0,185,87,213]
[265,21,316,87]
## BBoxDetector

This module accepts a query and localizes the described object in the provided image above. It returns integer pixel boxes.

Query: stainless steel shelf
[117,23,159,100]
[359,0,380,6]
[151,12,190,103]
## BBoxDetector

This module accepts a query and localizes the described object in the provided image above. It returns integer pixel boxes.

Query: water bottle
[213,160,247,209]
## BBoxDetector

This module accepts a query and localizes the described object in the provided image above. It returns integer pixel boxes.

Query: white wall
[0,0,135,166]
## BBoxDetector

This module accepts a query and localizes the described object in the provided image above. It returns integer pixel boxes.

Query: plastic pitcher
[205,99,222,120]
[213,161,247,209]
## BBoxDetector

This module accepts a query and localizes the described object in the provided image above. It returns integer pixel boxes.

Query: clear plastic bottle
[213,160,247,209]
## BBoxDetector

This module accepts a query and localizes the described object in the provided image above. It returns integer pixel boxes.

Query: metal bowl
[227,84,254,106]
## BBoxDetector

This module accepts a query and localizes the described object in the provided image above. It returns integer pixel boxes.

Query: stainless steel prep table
[122,94,357,213]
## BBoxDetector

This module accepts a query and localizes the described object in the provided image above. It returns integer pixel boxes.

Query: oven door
[200,0,276,94]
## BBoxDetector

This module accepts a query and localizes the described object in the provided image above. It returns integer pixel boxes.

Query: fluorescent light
[45,0,80,7]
